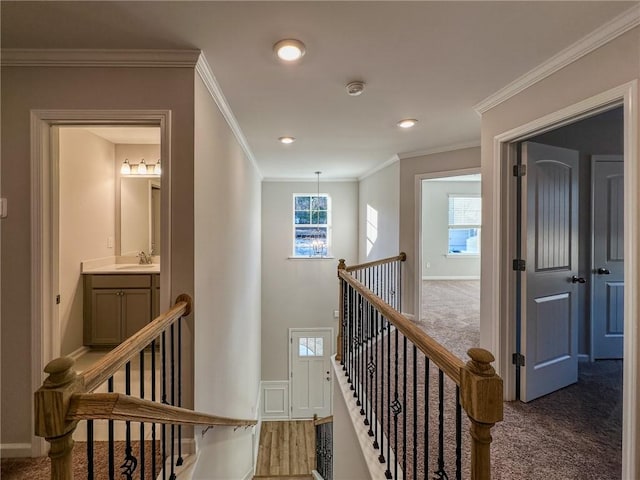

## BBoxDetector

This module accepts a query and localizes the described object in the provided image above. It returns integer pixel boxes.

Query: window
[293,194,331,257]
[448,195,481,255]
[299,337,324,357]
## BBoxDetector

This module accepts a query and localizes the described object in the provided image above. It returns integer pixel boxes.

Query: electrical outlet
[333,310,339,318]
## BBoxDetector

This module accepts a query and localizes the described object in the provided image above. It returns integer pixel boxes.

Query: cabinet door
[123,288,152,339]
[91,289,123,345]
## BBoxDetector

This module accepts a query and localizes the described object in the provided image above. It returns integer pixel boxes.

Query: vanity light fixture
[279,136,296,144]
[397,118,418,129]
[120,159,132,175]
[274,39,306,62]
[153,159,161,175]
[137,159,148,175]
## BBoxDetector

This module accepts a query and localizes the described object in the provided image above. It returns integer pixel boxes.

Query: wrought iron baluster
[434,369,448,480]
[392,327,400,480]
[371,307,379,445]
[161,330,167,480]
[385,317,392,479]
[378,314,385,464]
[87,419,94,480]
[424,357,430,478]
[151,338,157,480]
[362,298,368,419]
[140,350,145,480]
[412,345,417,480]
[122,362,138,480]
[402,335,407,479]
[177,317,184,467]
[170,323,176,479]
[108,376,115,479]
[455,386,462,480]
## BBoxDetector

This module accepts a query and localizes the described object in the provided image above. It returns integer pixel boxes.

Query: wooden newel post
[34,356,84,480]
[460,348,503,480]
[336,259,347,362]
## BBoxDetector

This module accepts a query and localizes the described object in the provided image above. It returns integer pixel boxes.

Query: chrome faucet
[138,251,153,265]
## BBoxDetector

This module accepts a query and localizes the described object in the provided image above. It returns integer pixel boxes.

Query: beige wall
[358,162,400,263]
[399,147,481,317]
[192,76,262,478]
[59,128,116,356]
[261,181,358,381]
[0,65,195,446]
[479,26,639,475]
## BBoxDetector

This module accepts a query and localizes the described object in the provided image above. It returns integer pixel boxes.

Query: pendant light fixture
[311,171,325,256]
[120,159,131,175]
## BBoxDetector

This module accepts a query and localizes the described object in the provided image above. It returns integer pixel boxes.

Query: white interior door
[592,155,624,359]
[522,142,580,402]
[290,328,332,419]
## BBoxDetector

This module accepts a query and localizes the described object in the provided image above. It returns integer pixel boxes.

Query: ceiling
[1,1,635,180]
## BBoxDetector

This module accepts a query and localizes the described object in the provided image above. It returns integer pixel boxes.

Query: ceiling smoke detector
[346,81,365,96]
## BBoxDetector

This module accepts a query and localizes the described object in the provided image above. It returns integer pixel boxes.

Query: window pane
[295,196,310,210]
[299,337,308,356]
[448,228,480,254]
[315,337,323,356]
[295,210,310,225]
[311,211,327,225]
[294,227,328,256]
[449,197,481,225]
[312,196,327,211]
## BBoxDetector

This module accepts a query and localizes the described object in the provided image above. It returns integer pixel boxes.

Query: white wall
[422,179,481,278]
[358,162,400,263]
[399,147,481,317]
[193,76,262,478]
[59,128,116,356]
[261,181,358,382]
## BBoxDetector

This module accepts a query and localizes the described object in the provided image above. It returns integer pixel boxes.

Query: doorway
[30,110,171,455]
[515,107,624,402]
[289,328,333,419]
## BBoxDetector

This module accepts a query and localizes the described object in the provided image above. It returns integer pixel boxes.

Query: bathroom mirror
[120,177,161,256]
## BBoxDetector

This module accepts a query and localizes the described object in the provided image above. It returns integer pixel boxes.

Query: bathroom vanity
[82,264,160,346]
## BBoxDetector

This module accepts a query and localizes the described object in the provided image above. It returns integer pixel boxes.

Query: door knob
[571,275,586,284]
[597,267,611,275]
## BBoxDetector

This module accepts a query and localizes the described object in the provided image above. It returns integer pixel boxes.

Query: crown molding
[358,154,399,182]
[195,54,262,180]
[398,140,481,161]
[474,4,640,115]
[0,49,201,67]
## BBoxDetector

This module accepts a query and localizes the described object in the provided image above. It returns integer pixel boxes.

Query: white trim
[474,4,640,114]
[260,380,290,419]
[578,354,590,363]
[30,109,173,458]
[311,471,324,480]
[195,53,262,180]
[241,467,255,480]
[398,140,481,161]
[423,276,480,281]
[489,80,638,478]
[1,48,200,67]
[357,154,399,181]
[0,443,33,458]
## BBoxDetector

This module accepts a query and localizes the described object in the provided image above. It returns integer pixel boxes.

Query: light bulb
[274,39,306,62]
[154,159,161,175]
[120,159,131,175]
[137,159,147,175]
[397,119,418,129]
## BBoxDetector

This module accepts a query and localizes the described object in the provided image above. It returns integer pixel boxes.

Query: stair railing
[34,294,256,479]
[337,255,502,480]
[313,415,333,480]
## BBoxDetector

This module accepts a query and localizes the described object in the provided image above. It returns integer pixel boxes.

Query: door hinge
[513,165,527,177]
[56,294,61,305]
[512,259,526,271]
[512,353,526,367]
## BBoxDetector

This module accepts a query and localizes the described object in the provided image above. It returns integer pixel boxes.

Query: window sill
[288,256,336,260]
[445,254,480,259]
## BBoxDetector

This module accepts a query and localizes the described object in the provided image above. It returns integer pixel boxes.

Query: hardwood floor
[254,421,315,479]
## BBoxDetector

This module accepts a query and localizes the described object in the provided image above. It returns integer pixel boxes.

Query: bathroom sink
[116,264,158,270]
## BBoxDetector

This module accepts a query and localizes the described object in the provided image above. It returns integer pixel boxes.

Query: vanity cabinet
[83,273,159,346]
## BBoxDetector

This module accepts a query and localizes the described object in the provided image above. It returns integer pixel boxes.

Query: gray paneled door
[592,155,624,359]
[522,142,580,402]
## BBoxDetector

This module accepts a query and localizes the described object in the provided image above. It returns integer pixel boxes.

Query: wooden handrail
[341,252,406,273]
[82,293,192,392]
[67,393,256,427]
[339,268,464,384]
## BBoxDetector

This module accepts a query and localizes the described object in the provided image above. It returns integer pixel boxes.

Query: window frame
[291,193,332,258]
[447,194,481,256]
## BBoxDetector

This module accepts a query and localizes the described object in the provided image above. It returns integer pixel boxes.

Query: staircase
[253,421,315,480]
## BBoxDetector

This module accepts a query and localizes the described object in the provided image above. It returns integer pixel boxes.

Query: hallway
[253,421,315,480]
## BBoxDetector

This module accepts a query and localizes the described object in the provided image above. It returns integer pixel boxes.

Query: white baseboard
[68,345,90,362]
[578,354,590,362]
[1,443,32,458]
[402,312,415,321]
[422,276,481,280]
[242,467,255,480]
[260,380,290,419]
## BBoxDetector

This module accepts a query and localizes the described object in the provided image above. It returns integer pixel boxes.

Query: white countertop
[81,263,160,274]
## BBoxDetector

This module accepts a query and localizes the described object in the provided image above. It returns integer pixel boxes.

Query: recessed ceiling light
[279,136,296,144]
[397,119,418,129]
[273,39,306,62]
